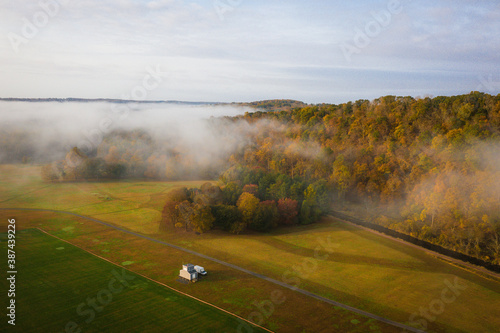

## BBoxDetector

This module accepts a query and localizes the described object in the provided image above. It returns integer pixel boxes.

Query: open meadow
[0,210,399,333]
[1,165,499,332]
[0,228,273,333]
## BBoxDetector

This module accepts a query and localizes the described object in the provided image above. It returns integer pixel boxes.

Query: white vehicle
[194,265,207,275]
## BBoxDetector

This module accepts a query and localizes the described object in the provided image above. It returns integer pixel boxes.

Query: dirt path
[1,207,425,333]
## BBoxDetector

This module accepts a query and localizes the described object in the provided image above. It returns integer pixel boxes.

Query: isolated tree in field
[161,188,190,231]
[237,192,260,224]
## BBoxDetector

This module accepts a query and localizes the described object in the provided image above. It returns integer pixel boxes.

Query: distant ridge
[0,97,221,105]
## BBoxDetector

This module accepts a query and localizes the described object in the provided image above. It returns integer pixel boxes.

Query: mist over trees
[223,92,500,263]
[2,93,499,264]
[0,101,251,166]
[164,92,500,264]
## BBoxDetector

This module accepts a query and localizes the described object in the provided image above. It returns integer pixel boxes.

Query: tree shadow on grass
[256,236,437,273]
[261,219,500,294]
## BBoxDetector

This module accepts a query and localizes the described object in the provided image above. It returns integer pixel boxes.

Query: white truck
[194,265,207,275]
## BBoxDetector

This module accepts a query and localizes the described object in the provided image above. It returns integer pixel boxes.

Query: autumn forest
[35,92,500,266]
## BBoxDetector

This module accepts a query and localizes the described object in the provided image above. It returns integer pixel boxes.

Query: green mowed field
[1,211,397,333]
[0,165,210,234]
[1,165,500,332]
[0,228,268,333]
[176,219,500,332]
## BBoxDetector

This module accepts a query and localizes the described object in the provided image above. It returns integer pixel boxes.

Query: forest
[38,92,500,264]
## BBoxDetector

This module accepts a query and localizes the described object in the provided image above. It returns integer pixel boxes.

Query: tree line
[161,167,331,234]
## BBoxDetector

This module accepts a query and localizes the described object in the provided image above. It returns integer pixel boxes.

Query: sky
[1,0,499,104]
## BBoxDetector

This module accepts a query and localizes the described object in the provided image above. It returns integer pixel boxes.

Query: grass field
[1,210,397,333]
[179,219,500,332]
[1,165,500,332]
[0,164,210,234]
[0,228,271,333]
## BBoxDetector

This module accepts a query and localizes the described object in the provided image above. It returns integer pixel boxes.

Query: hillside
[226,92,500,265]
[14,92,500,266]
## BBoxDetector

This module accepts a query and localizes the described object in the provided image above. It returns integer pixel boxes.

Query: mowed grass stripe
[36,227,274,333]
[0,228,270,333]
[3,167,497,332]
[1,208,422,333]
[167,217,500,333]
[2,209,402,332]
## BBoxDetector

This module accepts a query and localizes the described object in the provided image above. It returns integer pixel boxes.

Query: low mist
[0,101,254,169]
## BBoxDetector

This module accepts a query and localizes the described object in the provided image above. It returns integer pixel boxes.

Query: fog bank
[0,101,253,165]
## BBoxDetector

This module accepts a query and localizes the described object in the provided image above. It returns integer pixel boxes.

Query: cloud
[0,101,253,163]
[0,1,498,103]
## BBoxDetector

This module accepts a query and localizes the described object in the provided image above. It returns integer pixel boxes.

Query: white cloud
[0,1,498,103]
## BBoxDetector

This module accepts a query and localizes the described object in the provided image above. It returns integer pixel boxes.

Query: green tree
[211,205,242,231]
[222,182,242,205]
[300,185,320,224]
[250,201,278,232]
[300,199,318,225]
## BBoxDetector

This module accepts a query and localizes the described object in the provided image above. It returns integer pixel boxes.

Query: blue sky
[1,0,499,103]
